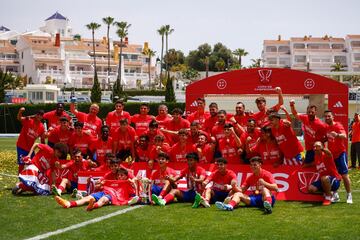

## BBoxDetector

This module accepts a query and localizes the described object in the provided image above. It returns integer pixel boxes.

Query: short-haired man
[89,125,114,171]
[71,103,102,139]
[215,156,278,214]
[169,129,196,162]
[68,122,93,158]
[204,102,219,133]
[105,100,131,136]
[112,119,136,161]
[43,103,71,131]
[155,104,172,129]
[131,103,155,136]
[162,108,190,144]
[187,98,210,130]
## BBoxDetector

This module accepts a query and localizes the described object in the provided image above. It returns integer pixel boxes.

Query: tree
[331,61,346,72]
[186,43,212,71]
[165,72,175,102]
[157,25,167,88]
[164,49,185,69]
[102,16,115,90]
[215,58,226,71]
[142,48,156,89]
[86,22,101,77]
[114,21,131,93]
[164,25,174,72]
[0,70,9,103]
[232,48,248,67]
[182,67,200,80]
[249,58,263,68]
[91,72,101,103]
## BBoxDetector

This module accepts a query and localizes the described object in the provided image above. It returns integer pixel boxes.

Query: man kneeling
[215,156,278,214]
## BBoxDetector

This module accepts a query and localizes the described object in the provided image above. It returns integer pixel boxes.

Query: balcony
[33,53,61,60]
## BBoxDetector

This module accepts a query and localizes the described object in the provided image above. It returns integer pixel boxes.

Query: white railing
[38,69,65,74]
[0,56,19,61]
[33,53,61,59]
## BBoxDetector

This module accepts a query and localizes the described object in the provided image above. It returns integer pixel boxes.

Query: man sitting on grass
[215,156,278,214]
[152,152,206,206]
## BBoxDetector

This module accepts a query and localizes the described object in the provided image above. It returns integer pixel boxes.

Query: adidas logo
[333,101,343,108]
[190,100,198,107]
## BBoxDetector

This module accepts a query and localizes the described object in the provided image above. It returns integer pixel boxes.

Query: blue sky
[1,0,359,65]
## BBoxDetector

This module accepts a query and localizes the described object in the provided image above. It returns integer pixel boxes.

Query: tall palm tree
[250,58,263,68]
[143,48,156,89]
[86,22,101,76]
[232,48,248,67]
[164,25,174,72]
[157,25,167,88]
[102,16,114,89]
[114,21,131,89]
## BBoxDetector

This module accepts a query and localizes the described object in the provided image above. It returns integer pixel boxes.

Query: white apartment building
[0,12,156,89]
[262,35,360,72]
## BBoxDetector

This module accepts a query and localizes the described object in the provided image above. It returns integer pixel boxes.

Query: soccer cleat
[322,199,331,206]
[223,196,232,204]
[263,201,273,214]
[331,192,340,203]
[86,198,95,211]
[215,201,233,211]
[346,193,353,204]
[192,193,202,208]
[52,186,61,197]
[12,185,23,195]
[152,194,165,206]
[128,196,140,206]
[200,196,210,208]
[55,196,70,208]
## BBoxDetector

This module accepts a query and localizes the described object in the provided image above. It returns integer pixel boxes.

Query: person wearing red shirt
[52,149,92,196]
[113,119,137,161]
[47,117,73,147]
[195,133,215,163]
[68,121,93,158]
[161,108,190,145]
[248,126,283,167]
[105,100,131,136]
[90,126,114,171]
[155,104,172,129]
[43,103,71,131]
[71,103,102,139]
[350,113,360,168]
[290,102,327,163]
[218,123,243,164]
[252,87,283,127]
[215,156,278,214]
[13,142,68,196]
[204,102,219,134]
[16,108,46,173]
[304,142,342,206]
[169,129,196,162]
[240,119,262,163]
[324,110,352,204]
[193,158,238,208]
[188,121,210,145]
[231,102,251,128]
[149,135,171,160]
[131,103,155,136]
[135,135,153,162]
[150,153,177,198]
[55,163,134,210]
[269,112,304,166]
[187,98,210,130]
[211,110,231,141]
[152,152,206,206]
[144,120,166,145]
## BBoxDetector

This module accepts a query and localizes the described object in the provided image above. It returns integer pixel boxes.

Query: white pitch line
[25,205,145,240]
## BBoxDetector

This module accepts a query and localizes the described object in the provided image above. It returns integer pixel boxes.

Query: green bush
[0,102,185,133]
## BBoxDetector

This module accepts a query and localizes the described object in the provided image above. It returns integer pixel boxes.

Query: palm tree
[114,21,131,90]
[250,58,263,68]
[157,25,167,88]
[164,25,174,72]
[143,48,156,89]
[102,16,114,89]
[331,61,346,72]
[86,22,101,76]
[232,48,248,67]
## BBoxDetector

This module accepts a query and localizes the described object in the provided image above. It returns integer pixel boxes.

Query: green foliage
[331,61,346,72]
[182,67,200,80]
[165,73,176,102]
[0,71,7,103]
[164,49,185,69]
[233,48,249,67]
[90,72,102,103]
[112,79,124,102]
[215,58,226,71]
[248,58,263,68]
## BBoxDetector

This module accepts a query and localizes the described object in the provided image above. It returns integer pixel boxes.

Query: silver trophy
[139,177,152,204]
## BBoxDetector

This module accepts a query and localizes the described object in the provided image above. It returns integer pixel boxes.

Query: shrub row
[0,102,185,133]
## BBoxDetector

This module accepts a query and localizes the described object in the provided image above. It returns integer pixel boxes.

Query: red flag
[102,180,135,205]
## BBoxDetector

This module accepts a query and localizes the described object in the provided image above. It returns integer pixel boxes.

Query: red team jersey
[179,166,206,192]
[90,137,114,167]
[241,129,261,159]
[75,112,102,138]
[271,120,304,159]
[68,132,93,155]
[63,159,91,182]
[195,143,214,163]
[207,169,237,192]
[326,122,347,158]
[242,169,275,194]
[251,140,282,165]
[136,146,153,162]
[113,126,137,151]
[298,115,326,150]
[169,143,196,162]
[17,118,45,151]
[131,114,154,136]
[204,115,218,134]
[149,144,171,160]
[105,110,131,135]
[218,137,241,164]
[314,152,341,179]
[187,111,210,129]
[31,144,57,172]
[48,126,73,145]
[252,105,280,127]
[151,167,177,187]
[43,110,71,129]
[155,114,173,129]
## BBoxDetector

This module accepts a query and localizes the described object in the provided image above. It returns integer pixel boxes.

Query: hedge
[0,102,185,133]
[63,89,166,96]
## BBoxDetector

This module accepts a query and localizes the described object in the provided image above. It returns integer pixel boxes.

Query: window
[354,53,360,62]
[293,43,305,49]
[266,58,277,64]
[334,56,347,64]
[21,52,23,59]
[266,46,277,52]
[307,44,330,49]
[279,57,290,65]
[294,55,306,63]
[278,46,290,52]
[332,44,344,49]
[29,91,43,100]
[131,55,138,60]
[351,41,360,48]
[46,92,55,101]
[310,56,331,63]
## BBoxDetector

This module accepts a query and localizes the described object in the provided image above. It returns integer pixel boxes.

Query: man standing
[187,98,210,129]
[131,103,155,136]
[105,100,131,136]
[70,103,102,139]
[350,113,360,169]
[324,110,352,204]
